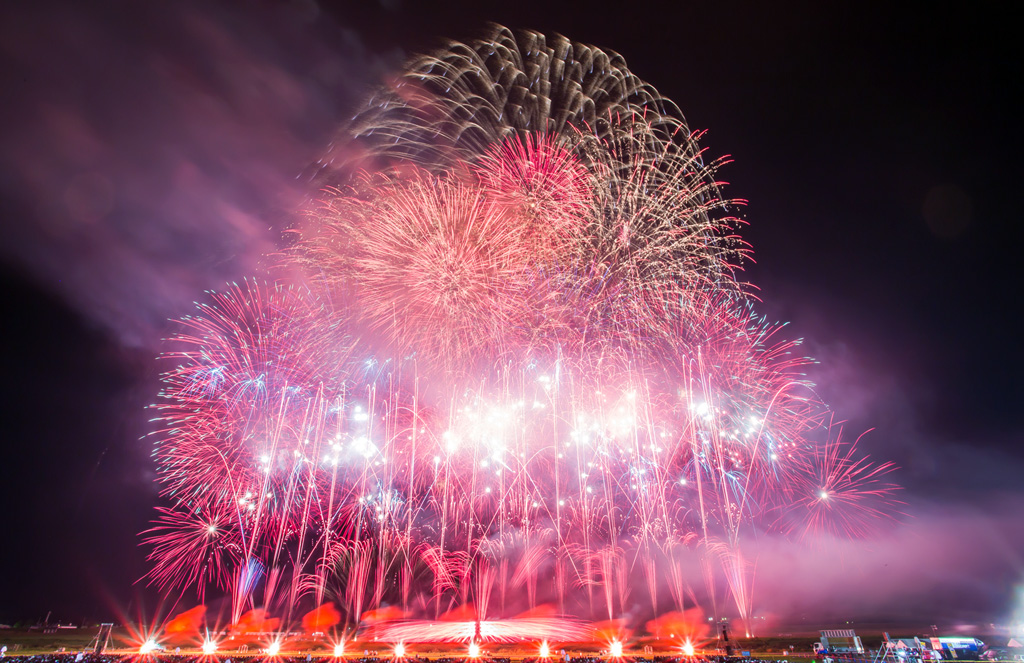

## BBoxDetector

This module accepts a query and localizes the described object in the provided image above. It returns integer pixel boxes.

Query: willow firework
[145,25,900,636]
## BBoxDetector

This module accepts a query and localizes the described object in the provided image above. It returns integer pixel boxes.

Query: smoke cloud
[0,0,393,347]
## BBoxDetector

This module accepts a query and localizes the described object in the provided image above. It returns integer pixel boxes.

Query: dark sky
[1,0,1022,629]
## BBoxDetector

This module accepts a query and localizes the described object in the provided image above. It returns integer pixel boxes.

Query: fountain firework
[144,25,900,638]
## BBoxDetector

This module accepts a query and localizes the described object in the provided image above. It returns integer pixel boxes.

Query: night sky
[1,0,1021,628]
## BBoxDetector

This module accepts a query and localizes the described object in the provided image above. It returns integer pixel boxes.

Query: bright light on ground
[609,641,623,658]
[681,640,695,657]
[202,640,217,656]
[139,640,159,655]
[539,641,550,658]
[334,643,345,657]
[467,642,480,658]
[394,643,406,658]
[266,641,281,656]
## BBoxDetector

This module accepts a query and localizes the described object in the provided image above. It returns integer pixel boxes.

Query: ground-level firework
[144,24,901,639]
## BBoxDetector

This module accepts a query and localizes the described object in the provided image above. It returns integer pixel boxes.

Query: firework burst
[780,427,903,541]
[144,25,901,636]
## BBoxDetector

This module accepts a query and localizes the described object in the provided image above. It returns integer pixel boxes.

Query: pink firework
[348,170,529,374]
[365,615,596,643]
[781,427,903,541]
[148,281,368,605]
[143,25,903,635]
[143,504,241,602]
[152,281,352,509]
[472,133,592,263]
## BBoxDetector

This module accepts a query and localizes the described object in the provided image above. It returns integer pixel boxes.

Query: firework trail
[144,25,901,637]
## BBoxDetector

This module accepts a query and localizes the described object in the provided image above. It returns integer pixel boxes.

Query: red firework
[143,504,241,602]
[780,426,903,540]
[472,133,593,263]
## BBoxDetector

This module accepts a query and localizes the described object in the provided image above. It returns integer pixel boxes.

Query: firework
[472,133,593,263]
[144,505,241,603]
[145,25,901,638]
[779,426,903,541]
